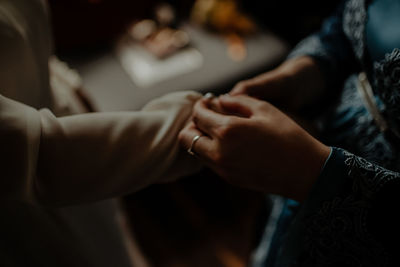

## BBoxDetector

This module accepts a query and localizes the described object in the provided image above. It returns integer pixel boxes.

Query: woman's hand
[230,56,326,111]
[179,95,330,202]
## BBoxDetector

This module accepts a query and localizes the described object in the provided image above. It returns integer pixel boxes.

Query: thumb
[219,94,266,117]
[230,79,265,97]
[229,71,279,98]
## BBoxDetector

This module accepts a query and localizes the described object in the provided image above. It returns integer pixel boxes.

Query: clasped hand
[179,94,330,202]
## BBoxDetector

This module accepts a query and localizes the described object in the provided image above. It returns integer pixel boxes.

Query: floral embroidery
[374,48,400,136]
[343,0,368,61]
[296,149,400,267]
[300,196,387,267]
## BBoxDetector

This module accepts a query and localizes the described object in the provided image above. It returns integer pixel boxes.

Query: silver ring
[187,135,202,156]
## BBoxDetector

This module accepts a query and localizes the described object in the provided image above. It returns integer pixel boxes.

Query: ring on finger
[187,135,202,156]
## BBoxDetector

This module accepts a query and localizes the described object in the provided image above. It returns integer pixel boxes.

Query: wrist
[302,143,331,201]
[289,141,331,202]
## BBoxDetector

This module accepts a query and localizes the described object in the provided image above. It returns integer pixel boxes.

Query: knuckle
[192,100,204,116]
[178,130,186,142]
[215,125,230,139]
[178,130,190,146]
[217,118,241,138]
[192,106,200,119]
[254,101,269,112]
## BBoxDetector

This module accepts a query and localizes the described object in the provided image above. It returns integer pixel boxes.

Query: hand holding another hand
[179,94,330,202]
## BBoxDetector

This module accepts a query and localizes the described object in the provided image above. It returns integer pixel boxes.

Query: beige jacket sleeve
[0,91,203,206]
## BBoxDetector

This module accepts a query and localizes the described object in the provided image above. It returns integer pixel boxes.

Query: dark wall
[48,0,341,53]
[48,0,154,52]
[240,0,342,46]
[48,0,196,53]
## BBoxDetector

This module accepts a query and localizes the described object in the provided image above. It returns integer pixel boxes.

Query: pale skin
[179,56,331,202]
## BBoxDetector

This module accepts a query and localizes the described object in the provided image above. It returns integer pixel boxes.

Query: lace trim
[343,150,398,194]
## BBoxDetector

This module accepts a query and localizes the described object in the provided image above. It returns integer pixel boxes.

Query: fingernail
[203,92,215,99]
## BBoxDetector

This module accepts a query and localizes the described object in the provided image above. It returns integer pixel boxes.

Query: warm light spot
[215,245,245,267]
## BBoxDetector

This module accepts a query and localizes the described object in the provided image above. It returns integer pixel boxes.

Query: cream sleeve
[0,91,203,205]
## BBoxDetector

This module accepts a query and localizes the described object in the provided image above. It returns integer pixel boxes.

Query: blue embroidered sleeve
[277,147,400,267]
[287,1,360,90]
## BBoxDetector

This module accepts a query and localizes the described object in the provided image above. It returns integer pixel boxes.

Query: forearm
[283,1,360,111]
[36,91,202,205]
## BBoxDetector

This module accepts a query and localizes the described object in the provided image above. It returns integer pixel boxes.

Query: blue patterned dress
[252,0,400,266]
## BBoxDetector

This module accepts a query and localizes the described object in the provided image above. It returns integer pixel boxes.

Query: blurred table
[69,24,289,112]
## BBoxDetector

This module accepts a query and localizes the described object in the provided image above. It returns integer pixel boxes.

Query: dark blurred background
[48,0,340,53]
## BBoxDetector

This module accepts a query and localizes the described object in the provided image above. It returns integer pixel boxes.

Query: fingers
[230,74,270,97]
[230,78,264,97]
[191,99,237,138]
[230,80,250,96]
[207,96,227,115]
[192,95,274,138]
[205,95,244,116]
[218,94,271,116]
[229,70,284,103]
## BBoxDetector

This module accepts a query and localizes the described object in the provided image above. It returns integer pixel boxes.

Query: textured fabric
[0,91,202,205]
[279,148,400,267]
[287,0,360,91]
[255,0,400,266]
